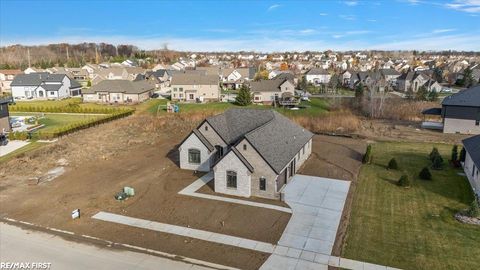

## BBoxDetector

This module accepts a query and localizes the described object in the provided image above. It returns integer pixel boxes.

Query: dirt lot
[0,114,290,270]
[0,110,468,269]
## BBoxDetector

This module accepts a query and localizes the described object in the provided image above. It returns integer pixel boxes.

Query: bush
[451,145,458,162]
[467,199,479,218]
[419,167,432,180]
[362,145,372,164]
[459,147,466,163]
[398,174,410,187]
[429,147,441,162]
[387,158,399,170]
[432,155,444,170]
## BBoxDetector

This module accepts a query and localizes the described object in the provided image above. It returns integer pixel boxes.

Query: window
[226,171,237,188]
[476,120,479,126]
[259,177,266,191]
[297,152,300,161]
[188,149,201,164]
[50,91,55,95]
[173,88,177,92]
[303,145,305,155]
[179,88,184,92]
[243,144,247,151]
[205,125,208,131]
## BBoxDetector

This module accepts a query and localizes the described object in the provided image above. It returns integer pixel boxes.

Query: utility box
[123,187,135,197]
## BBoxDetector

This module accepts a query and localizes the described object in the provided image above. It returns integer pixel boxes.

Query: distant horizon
[1,0,480,52]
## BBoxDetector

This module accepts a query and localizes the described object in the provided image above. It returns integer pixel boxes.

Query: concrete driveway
[261,174,350,270]
[0,140,30,157]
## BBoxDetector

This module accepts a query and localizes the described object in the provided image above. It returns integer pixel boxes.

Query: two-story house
[170,74,220,102]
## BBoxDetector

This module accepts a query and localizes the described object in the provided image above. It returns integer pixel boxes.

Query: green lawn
[343,142,479,270]
[11,113,104,133]
[146,98,330,117]
[10,98,131,111]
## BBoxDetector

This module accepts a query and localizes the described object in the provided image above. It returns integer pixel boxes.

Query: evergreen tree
[235,85,252,106]
[387,158,399,170]
[419,167,432,180]
[432,155,444,170]
[429,147,441,162]
[451,145,458,162]
[460,147,466,162]
[362,145,372,164]
[398,174,410,187]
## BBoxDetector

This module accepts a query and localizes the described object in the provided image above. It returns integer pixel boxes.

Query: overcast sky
[1,0,479,51]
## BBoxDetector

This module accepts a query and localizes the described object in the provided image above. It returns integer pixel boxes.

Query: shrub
[429,147,440,162]
[432,155,444,170]
[387,158,399,170]
[398,174,410,187]
[467,199,479,218]
[419,167,432,180]
[451,145,458,162]
[362,145,372,164]
[459,147,466,163]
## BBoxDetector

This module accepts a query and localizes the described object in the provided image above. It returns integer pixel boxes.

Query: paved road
[0,223,217,270]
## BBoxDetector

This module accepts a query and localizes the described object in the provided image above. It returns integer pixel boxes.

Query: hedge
[9,110,134,140]
[9,104,133,114]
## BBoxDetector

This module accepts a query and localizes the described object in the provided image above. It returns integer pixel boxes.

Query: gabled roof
[463,135,480,168]
[171,74,219,85]
[82,80,154,94]
[206,109,313,174]
[193,129,214,151]
[230,147,254,173]
[442,85,480,107]
[380,68,400,76]
[249,78,291,93]
[306,68,329,75]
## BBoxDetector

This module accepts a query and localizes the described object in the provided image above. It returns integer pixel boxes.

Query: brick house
[178,109,313,200]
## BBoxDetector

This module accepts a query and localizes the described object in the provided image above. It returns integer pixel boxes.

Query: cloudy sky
[1,0,479,51]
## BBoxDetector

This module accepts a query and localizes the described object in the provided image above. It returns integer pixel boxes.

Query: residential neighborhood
[0,1,480,270]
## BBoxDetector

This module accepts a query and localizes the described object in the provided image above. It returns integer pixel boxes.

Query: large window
[188,149,201,164]
[259,177,266,191]
[226,171,237,189]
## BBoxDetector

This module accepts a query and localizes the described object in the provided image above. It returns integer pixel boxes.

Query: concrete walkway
[0,140,30,157]
[92,211,276,254]
[178,172,292,213]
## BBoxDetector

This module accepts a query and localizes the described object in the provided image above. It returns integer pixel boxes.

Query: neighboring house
[441,85,480,134]
[82,80,153,104]
[178,109,313,200]
[342,70,352,85]
[11,73,82,100]
[0,69,23,94]
[221,67,256,89]
[23,67,45,74]
[379,68,401,85]
[462,135,480,198]
[349,71,386,91]
[249,78,295,104]
[145,69,170,89]
[170,74,220,102]
[0,97,12,133]
[396,71,437,92]
[305,68,331,85]
[82,64,101,79]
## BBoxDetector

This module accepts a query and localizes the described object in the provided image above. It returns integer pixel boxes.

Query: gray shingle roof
[207,108,313,174]
[193,129,214,151]
[171,74,219,85]
[244,111,313,174]
[463,135,480,168]
[82,80,154,94]
[442,85,480,107]
[249,78,290,93]
[306,68,329,75]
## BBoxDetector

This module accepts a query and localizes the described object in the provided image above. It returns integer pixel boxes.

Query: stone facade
[213,151,252,197]
[178,133,212,172]
[444,118,480,134]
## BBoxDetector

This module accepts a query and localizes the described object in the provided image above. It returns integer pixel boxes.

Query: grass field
[343,142,480,270]
[146,98,330,117]
[11,112,104,133]
[10,98,130,111]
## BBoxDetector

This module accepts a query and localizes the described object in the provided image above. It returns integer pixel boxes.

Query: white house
[305,68,331,85]
[10,73,82,100]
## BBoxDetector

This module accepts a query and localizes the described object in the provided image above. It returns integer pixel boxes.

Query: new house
[0,69,23,94]
[178,109,313,200]
[396,71,441,92]
[82,80,154,104]
[11,73,82,100]
[0,97,11,133]
[441,85,480,134]
[463,135,480,198]
[305,68,331,85]
[249,78,295,104]
[170,74,220,102]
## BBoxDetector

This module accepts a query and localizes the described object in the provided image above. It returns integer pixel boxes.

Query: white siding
[464,151,480,197]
